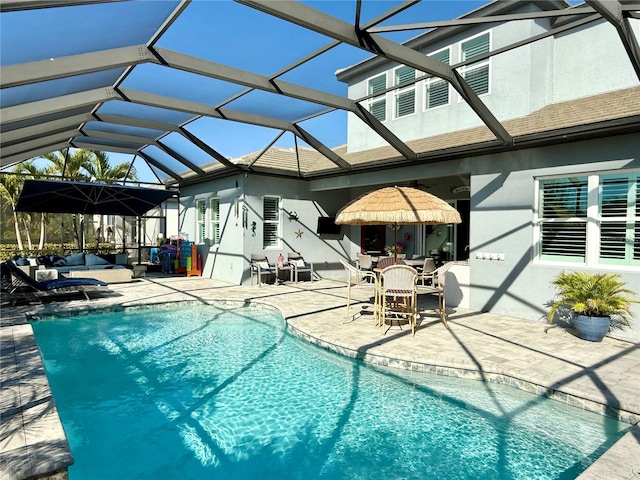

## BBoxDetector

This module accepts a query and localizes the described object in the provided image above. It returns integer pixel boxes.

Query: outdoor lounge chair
[250,254,276,287]
[1,260,108,306]
[415,261,454,328]
[287,252,314,283]
[380,264,418,335]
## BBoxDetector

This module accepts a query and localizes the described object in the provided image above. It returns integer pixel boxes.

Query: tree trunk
[72,215,80,248]
[12,209,24,252]
[38,213,46,250]
[21,214,33,250]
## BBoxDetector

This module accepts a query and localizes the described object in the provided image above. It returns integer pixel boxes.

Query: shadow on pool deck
[1,275,639,479]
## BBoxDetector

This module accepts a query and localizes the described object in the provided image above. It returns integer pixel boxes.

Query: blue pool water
[31,304,627,480]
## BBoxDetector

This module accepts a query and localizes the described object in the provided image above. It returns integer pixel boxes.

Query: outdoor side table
[275,263,294,284]
[132,265,147,279]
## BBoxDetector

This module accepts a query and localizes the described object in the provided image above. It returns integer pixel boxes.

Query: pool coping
[2,289,639,479]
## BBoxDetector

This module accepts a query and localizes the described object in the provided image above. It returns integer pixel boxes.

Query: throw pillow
[15,256,28,266]
[257,261,270,269]
[295,259,306,267]
[37,255,53,267]
[53,258,67,267]
[85,253,110,266]
[65,252,85,266]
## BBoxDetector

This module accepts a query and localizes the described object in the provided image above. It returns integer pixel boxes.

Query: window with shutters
[535,171,639,268]
[210,197,220,245]
[263,196,280,249]
[599,172,639,266]
[196,199,206,244]
[393,65,415,118]
[367,73,387,122]
[424,48,450,110]
[459,31,490,96]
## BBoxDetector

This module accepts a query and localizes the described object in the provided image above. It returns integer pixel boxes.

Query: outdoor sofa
[13,252,132,283]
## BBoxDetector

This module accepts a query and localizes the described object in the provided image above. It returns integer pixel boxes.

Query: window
[537,177,587,263]
[210,197,220,245]
[393,65,415,118]
[367,73,387,122]
[459,32,490,96]
[599,172,639,266]
[263,196,280,248]
[536,171,639,267]
[425,48,450,110]
[196,199,206,243]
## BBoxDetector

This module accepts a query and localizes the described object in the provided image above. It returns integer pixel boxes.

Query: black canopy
[16,179,176,217]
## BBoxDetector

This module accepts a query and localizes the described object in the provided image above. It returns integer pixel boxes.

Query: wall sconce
[251,221,257,237]
[288,211,299,221]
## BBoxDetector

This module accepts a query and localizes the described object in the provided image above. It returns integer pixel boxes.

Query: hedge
[0,243,121,262]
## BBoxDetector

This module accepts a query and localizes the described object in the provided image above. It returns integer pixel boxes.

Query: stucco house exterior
[177,1,639,341]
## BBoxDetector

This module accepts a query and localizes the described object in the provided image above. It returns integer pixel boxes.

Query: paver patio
[1,274,638,479]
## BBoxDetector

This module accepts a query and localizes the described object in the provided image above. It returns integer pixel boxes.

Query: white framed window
[535,170,639,268]
[459,31,490,96]
[367,73,387,122]
[393,65,415,118]
[599,172,639,266]
[263,196,280,249]
[196,199,206,244]
[424,48,450,110]
[210,197,220,245]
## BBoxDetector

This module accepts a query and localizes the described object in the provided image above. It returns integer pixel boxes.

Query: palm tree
[0,172,25,252]
[83,150,135,183]
[16,160,46,249]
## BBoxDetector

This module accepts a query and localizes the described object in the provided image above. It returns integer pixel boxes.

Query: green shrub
[0,243,119,262]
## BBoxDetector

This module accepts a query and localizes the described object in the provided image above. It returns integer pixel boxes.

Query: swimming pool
[31,303,628,480]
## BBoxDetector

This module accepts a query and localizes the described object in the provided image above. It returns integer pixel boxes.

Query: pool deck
[1,274,639,479]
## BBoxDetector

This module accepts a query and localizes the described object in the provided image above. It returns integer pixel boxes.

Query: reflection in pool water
[32,304,628,480]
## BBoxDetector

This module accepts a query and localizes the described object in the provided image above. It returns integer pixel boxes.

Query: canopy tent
[15,179,175,217]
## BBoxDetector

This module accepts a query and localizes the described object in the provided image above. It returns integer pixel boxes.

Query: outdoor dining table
[401,258,425,268]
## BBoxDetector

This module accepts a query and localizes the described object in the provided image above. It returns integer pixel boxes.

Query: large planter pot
[574,314,611,342]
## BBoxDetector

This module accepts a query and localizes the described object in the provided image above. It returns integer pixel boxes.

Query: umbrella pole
[394,223,398,264]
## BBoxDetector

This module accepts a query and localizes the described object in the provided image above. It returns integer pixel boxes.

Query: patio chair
[415,257,437,288]
[355,253,373,271]
[1,260,108,306]
[415,261,454,328]
[340,259,378,324]
[250,254,276,287]
[376,256,404,269]
[380,264,418,335]
[287,252,314,283]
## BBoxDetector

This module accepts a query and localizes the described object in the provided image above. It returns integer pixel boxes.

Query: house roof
[1,0,639,186]
[198,85,640,180]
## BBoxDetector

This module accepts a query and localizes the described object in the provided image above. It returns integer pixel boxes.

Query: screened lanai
[2,0,639,187]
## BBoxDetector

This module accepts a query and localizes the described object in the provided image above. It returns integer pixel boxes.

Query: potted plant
[384,242,405,257]
[547,271,638,341]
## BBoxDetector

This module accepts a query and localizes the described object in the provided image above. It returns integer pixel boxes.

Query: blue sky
[5,0,579,182]
[111,0,489,182]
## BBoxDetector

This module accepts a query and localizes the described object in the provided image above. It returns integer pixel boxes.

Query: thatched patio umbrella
[335,186,462,262]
